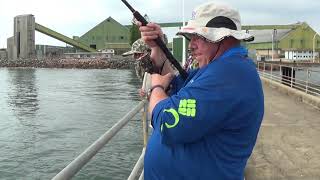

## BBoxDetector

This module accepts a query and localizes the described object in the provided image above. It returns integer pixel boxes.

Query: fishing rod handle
[153,38,188,79]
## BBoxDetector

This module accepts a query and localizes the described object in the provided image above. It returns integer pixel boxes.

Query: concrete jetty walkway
[245,81,320,180]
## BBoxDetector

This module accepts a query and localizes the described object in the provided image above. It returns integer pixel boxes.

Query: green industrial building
[73,17,177,55]
[68,18,320,62]
[244,22,320,61]
[75,17,131,55]
[172,22,320,62]
[5,14,320,62]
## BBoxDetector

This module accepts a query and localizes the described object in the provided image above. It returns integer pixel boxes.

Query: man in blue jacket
[139,2,264,179]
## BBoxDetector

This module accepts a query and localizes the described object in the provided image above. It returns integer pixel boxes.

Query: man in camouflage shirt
[122,38,155,80]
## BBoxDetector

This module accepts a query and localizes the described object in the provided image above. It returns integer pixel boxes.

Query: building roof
[81,17,129,38]
[79,16,130,51]
[246,29,292,43]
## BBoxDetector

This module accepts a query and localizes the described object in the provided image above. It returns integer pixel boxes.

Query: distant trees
[129,24,140,45]
[129,14,150,45]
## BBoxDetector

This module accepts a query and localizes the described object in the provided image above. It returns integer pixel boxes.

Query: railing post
[291,66,294,87]
[270,63,273,80]
[141,72,151,147]
[142,101,148,147]
[263,62,266,77]
[306,69,310,93]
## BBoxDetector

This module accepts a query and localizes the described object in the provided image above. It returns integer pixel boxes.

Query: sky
[0,0,319,48]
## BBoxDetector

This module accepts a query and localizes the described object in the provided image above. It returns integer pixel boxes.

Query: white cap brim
[177,26,254,42]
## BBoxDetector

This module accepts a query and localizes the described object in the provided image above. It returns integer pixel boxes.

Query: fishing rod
[121,0,188,79]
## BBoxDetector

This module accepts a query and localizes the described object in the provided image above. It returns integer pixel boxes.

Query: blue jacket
[144,46,264,180]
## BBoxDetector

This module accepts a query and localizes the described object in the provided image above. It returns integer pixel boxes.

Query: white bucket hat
[176,2,254,43]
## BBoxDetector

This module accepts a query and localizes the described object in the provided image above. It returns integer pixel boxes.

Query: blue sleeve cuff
[169,74,186,96]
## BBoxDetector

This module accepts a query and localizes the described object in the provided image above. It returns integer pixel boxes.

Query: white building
[64,52,113,59]
[285,50,319,61]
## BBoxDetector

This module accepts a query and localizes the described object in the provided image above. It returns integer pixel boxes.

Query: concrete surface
[261,77,320,111]
[245,81,320,180]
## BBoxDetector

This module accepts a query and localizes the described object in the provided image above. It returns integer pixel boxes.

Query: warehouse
[245,22,320,61]
[76,17,131,55]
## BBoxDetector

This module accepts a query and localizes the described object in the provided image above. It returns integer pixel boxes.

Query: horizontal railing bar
[261,73,320,89]
[52,100,147,180]
[258,62,320,72]
[138,169,144,180]
[257,63,320,97]
[128,148,146,180]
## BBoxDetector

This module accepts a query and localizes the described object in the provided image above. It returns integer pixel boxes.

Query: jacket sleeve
[151,68,240,145]
[167,74,185,95]
[168,69,199,95]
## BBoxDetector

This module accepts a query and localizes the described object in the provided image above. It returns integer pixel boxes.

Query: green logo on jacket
[161,99,196,131]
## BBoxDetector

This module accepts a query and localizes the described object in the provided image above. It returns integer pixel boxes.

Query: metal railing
[257,62,320,96]
[52,99,149,180]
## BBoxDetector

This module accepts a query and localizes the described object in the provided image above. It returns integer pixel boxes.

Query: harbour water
[0,68,143,180]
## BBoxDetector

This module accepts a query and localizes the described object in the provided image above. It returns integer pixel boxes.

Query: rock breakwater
[0,56,135,69]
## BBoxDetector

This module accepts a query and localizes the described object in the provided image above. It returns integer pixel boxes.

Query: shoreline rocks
[0,56,136,69]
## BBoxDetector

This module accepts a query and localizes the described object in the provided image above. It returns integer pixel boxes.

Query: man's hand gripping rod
[121,0,188,79]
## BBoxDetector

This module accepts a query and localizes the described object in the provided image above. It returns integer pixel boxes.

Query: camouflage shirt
[122,38,163,79]
[135,53,159,80]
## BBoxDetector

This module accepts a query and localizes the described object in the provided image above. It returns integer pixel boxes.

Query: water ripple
[0,68,143,180]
